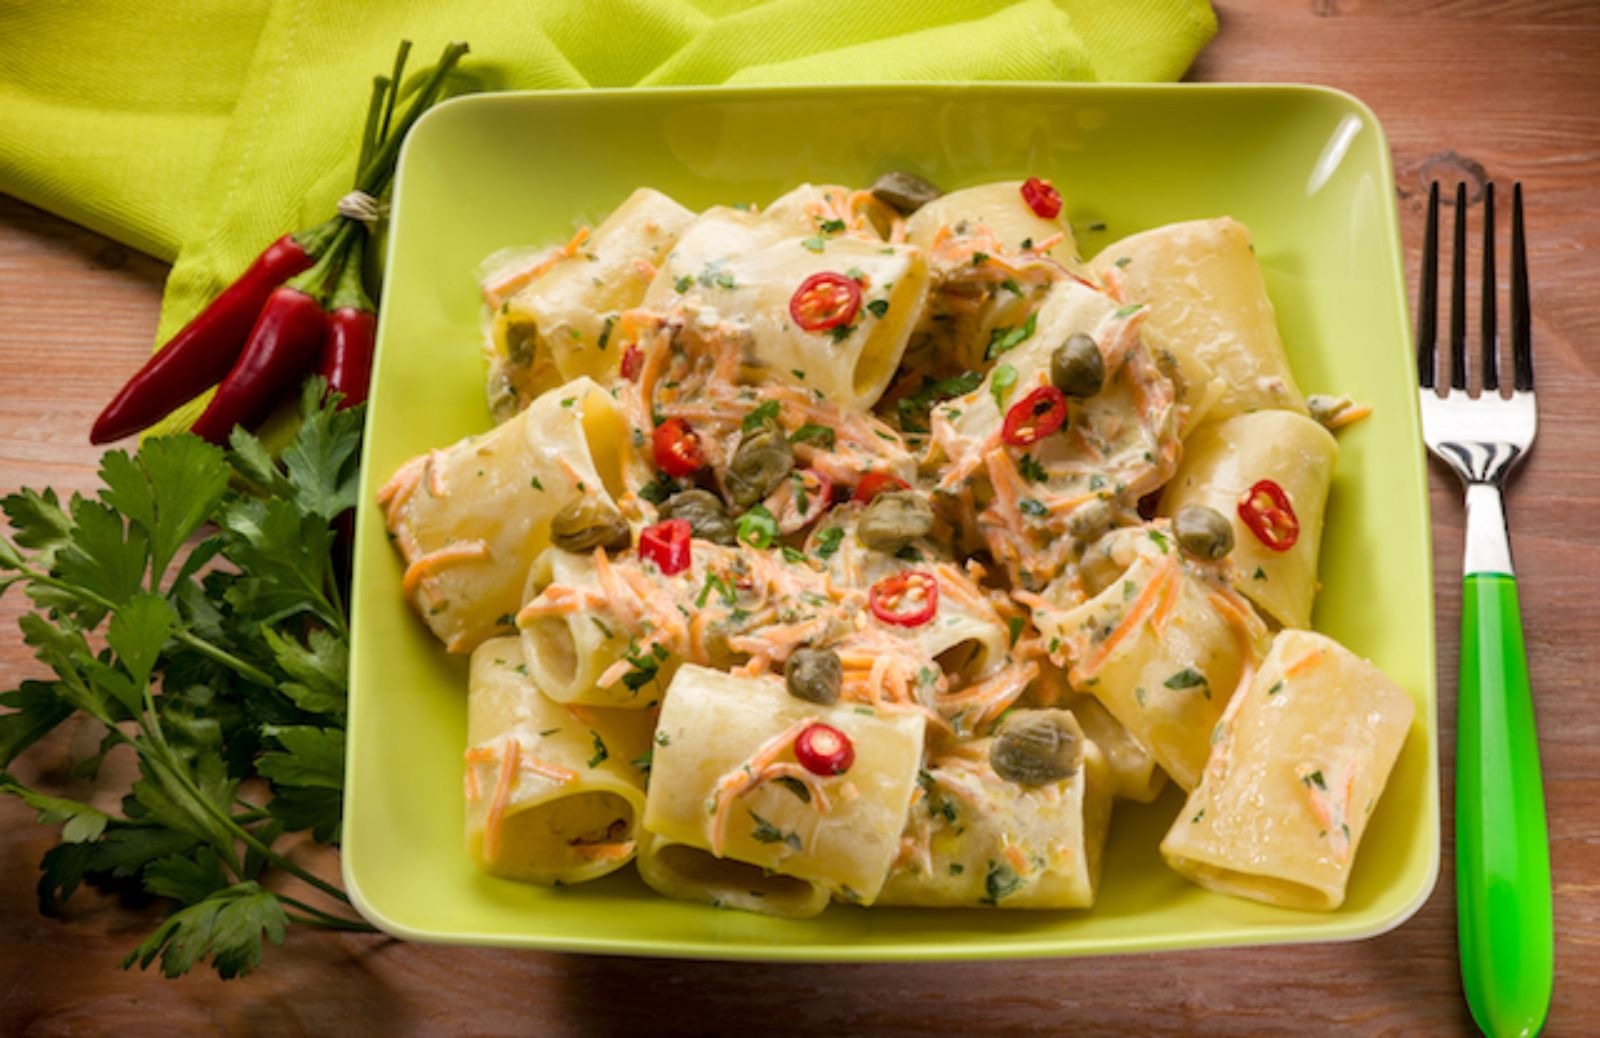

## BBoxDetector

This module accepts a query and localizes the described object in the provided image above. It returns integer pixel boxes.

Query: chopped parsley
[749,811,802,850]
[1303,770,1327,790]
[1114,303,1145,318]
[813,526,845,560]
[789,423,836,449]
[674,273,693,293]
[654,731,671,747]
[586,731,609,768]
[800,235,825,252]
[638,472,681,505]
[979,861,1022,905]
[694,572,737,609]
[1114,255,1133,269]
[1267,680,1284,696]
[818,218,846,234]
[1018,498,1049,519]
[1164,667,1209,696]
[632,748,653,775]
[985,312,1038,360]
[743,399,781,431]
[1148,529,1170,553]
[866,298,890,319]
[896,370,983,432]
[1018,454,1047,483]
[774,776,812,804]
[529,475,544,492]
[1000,277,1023,296]
[989,363,1018,410]
[1007,616,1026,646]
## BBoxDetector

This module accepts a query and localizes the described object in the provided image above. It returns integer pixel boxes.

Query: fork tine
[1512,182,1533,390]
[1481,183,1499,392]
[1417,181,1439,390]
[1450,182,1469,389]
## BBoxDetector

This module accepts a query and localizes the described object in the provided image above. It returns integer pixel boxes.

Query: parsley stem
[12,564,280,689]
[172,630,278,688]
[279,894,376,932]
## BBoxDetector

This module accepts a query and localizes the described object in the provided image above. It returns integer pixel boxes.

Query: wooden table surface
[4,2,1598,1034]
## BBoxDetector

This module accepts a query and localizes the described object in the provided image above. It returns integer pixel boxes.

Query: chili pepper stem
[288,222,360,305]
[378,40,413,146]
[328,232,372,313]
[357,76,389,174]
[354,41,468,195]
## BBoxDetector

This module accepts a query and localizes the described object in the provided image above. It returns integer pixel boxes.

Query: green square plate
[346,83,1437,958]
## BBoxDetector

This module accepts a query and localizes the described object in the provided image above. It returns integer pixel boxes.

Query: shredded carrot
[1327,403,1373,430]
[426,449,449,497]
[482,738,521,864]
[463,767,481,803]
[706,718,818,857]
[633,258,657,281]
[1003,843,1031,876]
[571,839,636,863]
[483,226,590,304]
[1074,557,1178,680]
[1283,648,1327,680]
[402,539,489,597]
[1151,563,1183,634]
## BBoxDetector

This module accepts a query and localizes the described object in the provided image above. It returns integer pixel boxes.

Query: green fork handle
[1457,572,1553,1037]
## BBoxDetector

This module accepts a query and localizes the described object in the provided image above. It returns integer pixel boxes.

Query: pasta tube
[1158,410,1338,630]
[1161,630,1415,911]
[635,831,831,919]
[879,720,1113,909]
[1031,526,1270,791]
[486,188,695,399]
[463,638,654,884]
[1065,692,1166,804]
[650,228,931,411]
[379,378,631,654]
[643,665,924,904]
[1089,217,1306,419]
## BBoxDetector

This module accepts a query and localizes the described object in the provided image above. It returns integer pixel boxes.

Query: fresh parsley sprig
[0,379,374,980]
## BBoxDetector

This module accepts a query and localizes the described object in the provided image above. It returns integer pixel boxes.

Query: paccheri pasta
[384,175,1414,915]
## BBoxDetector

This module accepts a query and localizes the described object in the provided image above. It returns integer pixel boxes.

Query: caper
[989,710,1083,787]
[785,647,843,705]
[1173,504,1234,560]
[659,489,737,546]
[503,316,538,366]
[1066,498,1114,541]
[856,491,934,554]
[870,171,944,215]
[724,422,794,509]
[1306,393,1351,428]
[1050,333,1105,399]
[550,496,631,553]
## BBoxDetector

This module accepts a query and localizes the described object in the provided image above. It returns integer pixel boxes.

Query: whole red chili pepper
[89,220,338,444]
[317,234,377,408]
[189,233,351,444]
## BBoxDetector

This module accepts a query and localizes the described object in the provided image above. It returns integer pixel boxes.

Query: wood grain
[4,1,1600,1034]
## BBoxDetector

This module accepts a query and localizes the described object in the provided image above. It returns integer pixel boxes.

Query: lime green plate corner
[345,82,1438,959]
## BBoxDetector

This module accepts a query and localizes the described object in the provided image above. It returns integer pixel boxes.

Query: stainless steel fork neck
[1462,482,1515,577]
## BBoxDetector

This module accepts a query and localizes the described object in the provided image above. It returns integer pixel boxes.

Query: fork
[1418,181,1552,1038]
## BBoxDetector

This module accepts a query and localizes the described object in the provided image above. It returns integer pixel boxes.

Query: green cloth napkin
[0,0,1214,434]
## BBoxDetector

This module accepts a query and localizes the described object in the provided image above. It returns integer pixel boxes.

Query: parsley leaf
[742,400,781,432]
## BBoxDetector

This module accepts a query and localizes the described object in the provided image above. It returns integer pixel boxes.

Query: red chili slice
[639,518,692,575]
[1001,386,1068,447]
[652,417,703,477]
[620,343,643,381]
[789,272,861,332]
[1021,177,1063,220]
[852,472,909,503]
[1237,479,1300,552]
[868,571,939,628]
[794,723,854,776]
